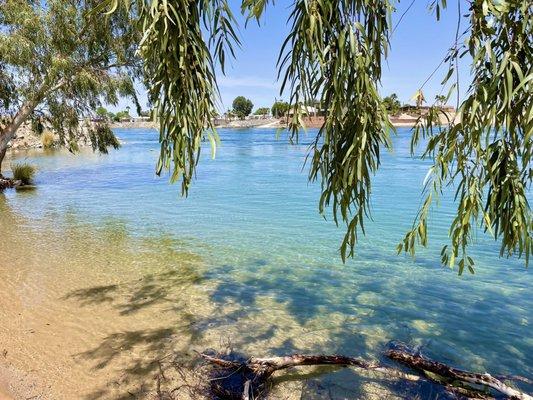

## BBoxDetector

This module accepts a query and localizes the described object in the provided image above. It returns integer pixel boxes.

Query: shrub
[41,130,55,148]
[11,162,36,185]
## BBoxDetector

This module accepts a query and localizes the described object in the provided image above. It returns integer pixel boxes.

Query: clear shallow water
[1,127,531,398]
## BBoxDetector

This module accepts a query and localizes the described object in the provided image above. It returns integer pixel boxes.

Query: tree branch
[199,343,531,400]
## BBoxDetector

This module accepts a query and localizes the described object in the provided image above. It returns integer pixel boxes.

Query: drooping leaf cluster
[89,124,122,153]
[100,0,531,272]
[109,0,240,194]
[400,0,532,273]
[276,0,394,261]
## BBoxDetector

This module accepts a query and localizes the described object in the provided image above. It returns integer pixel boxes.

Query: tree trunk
[0,99,40,173]
[0,78,66,174]
[0,146,6,176]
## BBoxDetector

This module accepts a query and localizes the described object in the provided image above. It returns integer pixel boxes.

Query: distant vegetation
[232,96,254,120]
[113,110,132,122]
[96,106,110,120]
[11,162,36,185]
[271,101,289,118]
[96,106,144,122]
[139,109,153,121]
[435,95,447,106]
[383,93,401,116]
[254,107,270,116]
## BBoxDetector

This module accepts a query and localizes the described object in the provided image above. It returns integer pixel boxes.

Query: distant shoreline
[110,117,423,131]
[6,117,434,154]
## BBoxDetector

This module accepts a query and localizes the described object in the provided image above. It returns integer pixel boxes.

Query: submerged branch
[386,344,532,400]
[198,342,531,400]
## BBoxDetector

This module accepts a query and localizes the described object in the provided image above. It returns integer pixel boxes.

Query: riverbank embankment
[9,112,455,153]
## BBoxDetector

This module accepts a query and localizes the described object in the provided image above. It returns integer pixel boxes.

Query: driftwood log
[200,343,531,400]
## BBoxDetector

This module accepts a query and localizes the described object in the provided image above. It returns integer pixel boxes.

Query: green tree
[383,93,401,116]
[114,110,131,122]
[435,95,447,106]
[96,106,109,119]
[0,0,141,174]
[101,1,533,271]
[271,101,289,118]
[232,96,253,120]
[225,110,235,121]
[254,107,270,116]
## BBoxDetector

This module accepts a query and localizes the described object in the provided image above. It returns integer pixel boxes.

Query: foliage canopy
[232,96,254,119]
[254,107,270,116]
[271,101,289,118]
[0,0,141,171]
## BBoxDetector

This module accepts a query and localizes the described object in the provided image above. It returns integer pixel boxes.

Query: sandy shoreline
[0,362,48,400]
[0,372,14,400]
[0,199,313,400]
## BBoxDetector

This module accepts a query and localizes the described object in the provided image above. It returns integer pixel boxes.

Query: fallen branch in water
[199,343,531,400]
[386,343,532,400]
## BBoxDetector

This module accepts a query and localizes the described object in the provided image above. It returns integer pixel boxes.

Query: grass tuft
[11,162,36,185]
[41,130,55,148]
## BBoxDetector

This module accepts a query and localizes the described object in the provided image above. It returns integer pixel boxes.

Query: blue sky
[112,0,471,115]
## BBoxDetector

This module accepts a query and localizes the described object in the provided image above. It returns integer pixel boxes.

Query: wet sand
[0,199,212,399]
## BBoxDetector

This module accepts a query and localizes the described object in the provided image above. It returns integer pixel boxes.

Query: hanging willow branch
[276,0,394,261]
[99,0,532,271]
[399,0,532,273]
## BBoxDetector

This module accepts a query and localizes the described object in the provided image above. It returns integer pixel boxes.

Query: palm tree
[435,95,447,107]
[411,89,426,108]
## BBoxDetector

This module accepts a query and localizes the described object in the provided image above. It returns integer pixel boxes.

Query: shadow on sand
[63,256,483,400]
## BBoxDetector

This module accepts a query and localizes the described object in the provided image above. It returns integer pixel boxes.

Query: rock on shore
[8,121,94,151]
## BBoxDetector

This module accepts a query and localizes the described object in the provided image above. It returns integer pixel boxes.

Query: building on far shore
[287,105,321,117]
[133,116,151,123]
[399,105,456,115]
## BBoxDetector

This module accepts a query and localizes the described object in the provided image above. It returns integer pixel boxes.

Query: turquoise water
[3,127,531,396]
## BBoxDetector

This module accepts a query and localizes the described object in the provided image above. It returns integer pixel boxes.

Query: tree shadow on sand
[65,268,204,316]
[64,249,531,399]
[64,261,206,399]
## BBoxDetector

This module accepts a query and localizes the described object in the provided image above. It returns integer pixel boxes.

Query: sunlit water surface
[0,128,531,399]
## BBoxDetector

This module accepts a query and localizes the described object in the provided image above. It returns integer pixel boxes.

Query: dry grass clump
[41,130,55,148]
